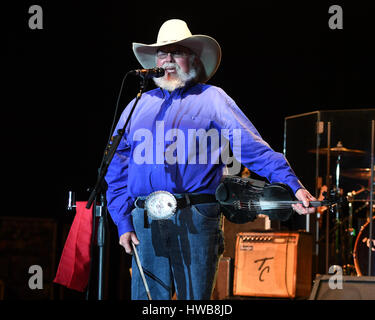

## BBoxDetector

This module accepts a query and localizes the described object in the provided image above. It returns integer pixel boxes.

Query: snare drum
[353,217,375,276]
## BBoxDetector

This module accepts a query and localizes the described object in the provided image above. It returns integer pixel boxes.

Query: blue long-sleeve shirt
[105,83,304,237]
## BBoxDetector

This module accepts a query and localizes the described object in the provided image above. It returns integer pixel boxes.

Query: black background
[2,0,375,303]
[4,1,375,219]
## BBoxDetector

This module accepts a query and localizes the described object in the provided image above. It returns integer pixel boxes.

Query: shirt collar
[158,81,199,98]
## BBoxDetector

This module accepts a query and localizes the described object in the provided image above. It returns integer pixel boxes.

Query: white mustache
[162,63,180,70]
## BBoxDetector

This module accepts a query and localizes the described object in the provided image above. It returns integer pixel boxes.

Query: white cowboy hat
[132,19,222,82]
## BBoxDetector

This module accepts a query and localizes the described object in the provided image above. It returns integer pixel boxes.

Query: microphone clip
[129,67,165,79]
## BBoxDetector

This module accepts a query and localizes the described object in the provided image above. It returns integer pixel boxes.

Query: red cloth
[54,201,93,292]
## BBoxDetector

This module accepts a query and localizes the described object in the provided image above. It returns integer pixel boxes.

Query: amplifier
[222,216,279,259]
[233,231,313,298]
[309,275,375,300]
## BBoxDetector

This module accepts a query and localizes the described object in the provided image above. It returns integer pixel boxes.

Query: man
[105,19,316,300]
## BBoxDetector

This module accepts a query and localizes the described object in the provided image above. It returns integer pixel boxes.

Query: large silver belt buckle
[144,191,177,220]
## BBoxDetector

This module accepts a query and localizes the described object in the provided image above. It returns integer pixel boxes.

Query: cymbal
[308,146,366,156]
[341,168,374,180]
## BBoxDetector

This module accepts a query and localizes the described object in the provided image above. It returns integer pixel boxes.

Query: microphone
[129,67,165,78]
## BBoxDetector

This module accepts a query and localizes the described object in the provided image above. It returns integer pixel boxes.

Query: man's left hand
[292,188,317,215]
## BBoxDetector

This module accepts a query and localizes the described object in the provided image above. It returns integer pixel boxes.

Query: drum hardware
[342,264,357,276]
[332,142,345,265]
[368,120,374,276]
[353,217,375,276]
[341,168,375,181]
[347,185,366,197]
[309,140,367,271]
[347,191,356,264]
[325,122,332,273]
[347,227,356,237]
[345,122,374,276]
[308,141,367,157]
[354,201,371,214]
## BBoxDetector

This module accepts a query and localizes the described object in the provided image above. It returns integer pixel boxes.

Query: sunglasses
[156,50,189,59]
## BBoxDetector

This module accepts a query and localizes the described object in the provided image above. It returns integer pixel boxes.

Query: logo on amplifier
[254,257,274,282]
[240,244,253,251]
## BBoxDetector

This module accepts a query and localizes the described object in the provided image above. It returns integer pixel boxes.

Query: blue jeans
[131,197,224,300]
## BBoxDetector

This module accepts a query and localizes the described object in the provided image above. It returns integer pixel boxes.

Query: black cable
[98,71,131,174]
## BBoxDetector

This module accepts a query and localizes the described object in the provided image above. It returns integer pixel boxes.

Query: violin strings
[236,200,301,211]
[235,200,323,210]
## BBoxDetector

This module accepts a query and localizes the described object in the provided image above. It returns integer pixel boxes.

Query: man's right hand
[119,231,140,255]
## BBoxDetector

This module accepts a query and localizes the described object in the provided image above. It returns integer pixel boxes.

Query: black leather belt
[135,193,217,210]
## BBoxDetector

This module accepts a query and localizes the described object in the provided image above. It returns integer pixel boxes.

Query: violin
[215,175,336,224]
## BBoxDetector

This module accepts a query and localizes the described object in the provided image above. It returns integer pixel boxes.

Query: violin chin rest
[215,182,228,203]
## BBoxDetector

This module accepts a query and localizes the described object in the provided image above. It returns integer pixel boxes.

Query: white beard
[153,62,197,92]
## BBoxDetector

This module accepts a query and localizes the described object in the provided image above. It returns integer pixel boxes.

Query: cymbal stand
[368,120,374,275]
[346,192,355,264]
[325,122,331,273]
[334,151,343,265]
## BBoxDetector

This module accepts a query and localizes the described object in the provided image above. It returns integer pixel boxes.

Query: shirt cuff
[288,179,305,195]
[116,213,135,238]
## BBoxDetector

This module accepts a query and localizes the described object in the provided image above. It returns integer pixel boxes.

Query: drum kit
[308,141,374,276]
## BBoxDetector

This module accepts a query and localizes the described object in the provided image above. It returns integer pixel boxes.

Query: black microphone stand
[85,75,148,300]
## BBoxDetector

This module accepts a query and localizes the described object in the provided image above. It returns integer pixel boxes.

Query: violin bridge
[247,201,252,211]
[234,200,241,210]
